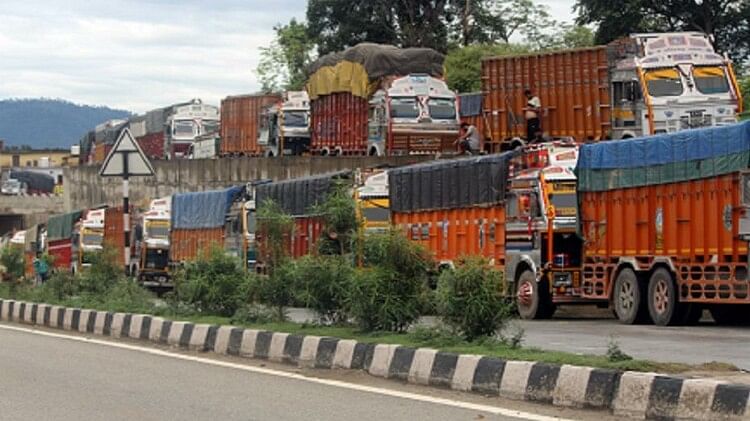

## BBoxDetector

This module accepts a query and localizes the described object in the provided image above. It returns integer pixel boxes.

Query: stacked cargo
[170,187,244,262]
[389,154,515,266]
[130,110,167,160]
[255,172,349,262]
[220,94,281,156]
[46,211,83,272]
[306,43,459,156]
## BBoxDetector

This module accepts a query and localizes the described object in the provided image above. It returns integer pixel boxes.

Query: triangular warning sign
[99,128,155,177]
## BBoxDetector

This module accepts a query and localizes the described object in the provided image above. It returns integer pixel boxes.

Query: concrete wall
[64,156,433,211]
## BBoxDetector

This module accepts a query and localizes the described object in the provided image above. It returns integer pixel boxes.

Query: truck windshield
[146,224,169,238]
[245,211,256,235]
[362,206,390,223]
[82,232,103,246]
[173,120,196,137]
[644,68,684,97]
[693,66,730,95]
[284,111,307,128]
[201,120,219,134]
[428,98,456,120]
[550,193,577,216]
[390,98,419,119]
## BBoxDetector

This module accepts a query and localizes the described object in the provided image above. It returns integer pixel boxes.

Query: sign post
[99,128,155,274]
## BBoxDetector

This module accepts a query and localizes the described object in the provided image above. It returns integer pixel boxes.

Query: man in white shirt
[456,122,481,154]
[523,89,542,142]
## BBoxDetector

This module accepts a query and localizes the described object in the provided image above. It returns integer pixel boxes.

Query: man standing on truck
[524,89,542,141]
[456,122,481,154]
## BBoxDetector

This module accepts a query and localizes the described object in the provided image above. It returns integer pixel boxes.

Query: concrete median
[1,298,747,420]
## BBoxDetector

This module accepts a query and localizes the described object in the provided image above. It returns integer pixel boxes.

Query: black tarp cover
[255,171,351,216]
[389,153,515,213]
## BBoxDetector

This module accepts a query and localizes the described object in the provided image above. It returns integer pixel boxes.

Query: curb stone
[1,299,748,420]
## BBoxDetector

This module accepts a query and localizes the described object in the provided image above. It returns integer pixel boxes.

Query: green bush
[256,200,294,270]
[1,246,25,283]
[99,279,156,313]
[362,229,433,284]
[293,254,353,323]
[231,303,278,324]
[78,247,124,296]
[436,256,514,341]
[173,247,255,317]
[34,271,80,303]
[254,260,296,321]
[348,267,422,332]
[314,181,359,255]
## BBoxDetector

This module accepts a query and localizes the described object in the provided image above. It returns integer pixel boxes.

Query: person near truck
[456,122,481,154]
[523,89,542,142]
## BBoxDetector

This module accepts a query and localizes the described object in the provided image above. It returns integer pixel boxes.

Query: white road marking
[0,323,574,421]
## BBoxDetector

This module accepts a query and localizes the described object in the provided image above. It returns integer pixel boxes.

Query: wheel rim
[518,281,533,306]
[619,280,634,312]
[654,279,669,315]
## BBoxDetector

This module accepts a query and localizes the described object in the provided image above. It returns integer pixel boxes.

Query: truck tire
[613,268,647,324]
[516,270,554,320]
[647,268,682,326]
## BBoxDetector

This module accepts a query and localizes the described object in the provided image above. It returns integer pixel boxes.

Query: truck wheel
[516,270,554,320]
[647,268,682,326]
[613,268,647,324]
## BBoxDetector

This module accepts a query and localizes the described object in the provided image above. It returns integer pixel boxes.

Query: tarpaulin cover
[389,152,515,213]
[459,93,482,117]
[10,170,55,193]
[576,121,750,191]
[171,186,244,229]
[256,171,351,216]
[306,43,444,100]
[47,211,83,241]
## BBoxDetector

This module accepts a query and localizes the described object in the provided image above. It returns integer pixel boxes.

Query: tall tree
[306,0,399,55]
[256,19,316,92]
[444,43,530,93]
[575,0,750,64]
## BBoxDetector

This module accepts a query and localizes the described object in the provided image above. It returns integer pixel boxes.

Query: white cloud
[0,0,576,113]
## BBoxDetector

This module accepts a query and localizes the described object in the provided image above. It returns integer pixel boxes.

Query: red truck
[306,44,460,156]
[46,211,84,273]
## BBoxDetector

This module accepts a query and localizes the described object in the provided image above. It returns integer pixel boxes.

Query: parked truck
[78,207,136,272]
[220,93,282,157]
[481,32,742,149]
[258,91,311,157]
[306,43,460,156]
[169,187,246,265]
[138,197,171,289]
[46,211,83,273]
[166,99,220,159]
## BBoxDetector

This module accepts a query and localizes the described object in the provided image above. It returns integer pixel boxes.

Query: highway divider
[1,298,747,420]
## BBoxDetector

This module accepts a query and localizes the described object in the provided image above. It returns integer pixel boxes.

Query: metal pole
[123,152,130,275]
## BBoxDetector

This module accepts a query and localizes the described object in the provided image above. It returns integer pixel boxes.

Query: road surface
[0,325,612,421]
[287,307,750,370]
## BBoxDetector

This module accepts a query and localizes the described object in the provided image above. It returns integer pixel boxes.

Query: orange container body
[92,141,112,164]
[103,207,127,268]
[310,92,368,155]
[482,48,611,142]
[392,205,507,266]
[290,216,324,259]
[580,173,749,303]
[48,239,73,271]
[24,251,34,279]
[170,228,224,263]
[220,94,281,156]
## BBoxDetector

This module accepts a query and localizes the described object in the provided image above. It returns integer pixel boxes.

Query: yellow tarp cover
[694,66,725,78]
[644,68,680,81]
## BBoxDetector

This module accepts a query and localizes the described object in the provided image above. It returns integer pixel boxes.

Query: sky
[0,0,576,114]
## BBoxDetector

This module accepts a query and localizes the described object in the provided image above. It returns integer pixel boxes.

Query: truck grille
[680,112,712,129]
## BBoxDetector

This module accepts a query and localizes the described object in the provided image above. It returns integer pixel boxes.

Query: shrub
[99,279,157,313]
[231,303,278,324]
[293,254,353,324]
[254,260,296,321]
[173,247,255,317]
[348,267,422,332]
[78,247,124,296]
[34,271,80,303]
[1,246,25,283]
[436,256,514,341]
[362,229,433,284]
[313,181,359,256]
[256,200,294,271]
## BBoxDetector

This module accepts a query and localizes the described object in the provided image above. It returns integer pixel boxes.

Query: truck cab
[258,91,311,157]
[356,170,390,234]
[611,32,742,138]
[139,197,171,289]
[167,99,220,159]
[79,209,105,269]
[504,142,588,319]
[368,74,460,156]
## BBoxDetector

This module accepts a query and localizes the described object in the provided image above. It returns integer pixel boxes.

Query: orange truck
[480,32,742,149]
[392,121,750,326]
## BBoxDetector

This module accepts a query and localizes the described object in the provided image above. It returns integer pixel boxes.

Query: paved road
[0,326,609,421]
[287,307,750,369]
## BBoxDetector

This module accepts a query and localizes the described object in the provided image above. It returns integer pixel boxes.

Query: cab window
[693,66,730,95]
[644,68,683,97]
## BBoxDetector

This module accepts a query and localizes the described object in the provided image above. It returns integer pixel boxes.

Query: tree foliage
[445,43,530,93]
[575,0,750,64]
[256,19,316,92]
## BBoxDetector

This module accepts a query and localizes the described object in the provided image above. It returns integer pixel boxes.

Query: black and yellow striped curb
[1,299,748,420]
